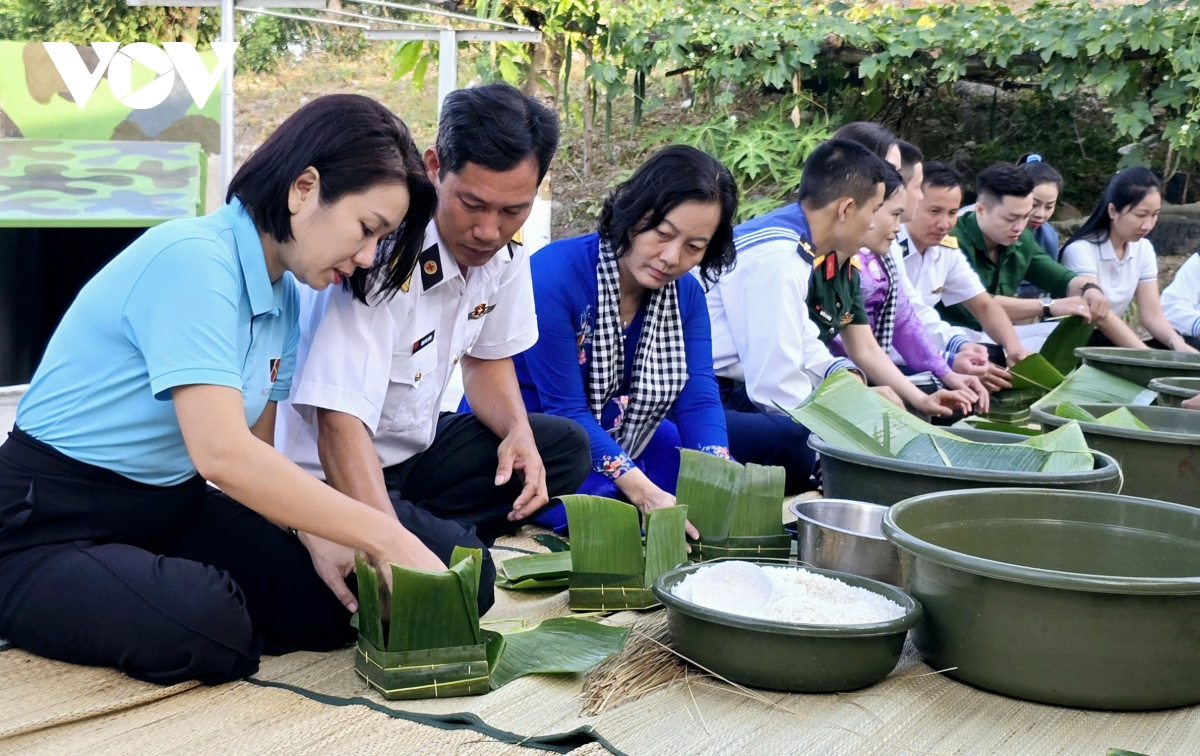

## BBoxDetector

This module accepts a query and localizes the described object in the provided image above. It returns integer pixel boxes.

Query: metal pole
[220,0,235,193]
[437,28,456,117]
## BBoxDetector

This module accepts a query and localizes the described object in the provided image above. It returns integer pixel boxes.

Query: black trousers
[383,412,592,543]
[0,428,504,686]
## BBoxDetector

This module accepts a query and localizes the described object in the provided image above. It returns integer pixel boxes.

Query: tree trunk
[524,37,564,108]
[583,44,594,176]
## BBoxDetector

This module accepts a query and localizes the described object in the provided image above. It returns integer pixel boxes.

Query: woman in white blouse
[1061,167,1199,353]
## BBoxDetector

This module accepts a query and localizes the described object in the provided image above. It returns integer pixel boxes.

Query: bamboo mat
[5,523,1200,755]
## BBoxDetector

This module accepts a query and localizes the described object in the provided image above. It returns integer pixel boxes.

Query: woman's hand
[618,469,700,540]
[1183,394,1200,410]
[941,372,990,414]
[299,532,360,611]
[872,385,905,408]
[1169,335,1200,354]
[912,388,975,417]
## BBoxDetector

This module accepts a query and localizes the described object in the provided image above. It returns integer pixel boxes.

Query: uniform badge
[816,307,833,322]
[839,312,854,326]
[941,235,959,249]
[468,302,496,320]
[269,358,281,383]
[412,330,435,354]
[423,260,438,276]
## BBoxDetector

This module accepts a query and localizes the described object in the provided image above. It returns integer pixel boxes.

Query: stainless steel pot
[790,498,901,586]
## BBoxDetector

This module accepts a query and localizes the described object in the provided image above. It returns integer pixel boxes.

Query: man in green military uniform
[807,249,868,343]
[943,163,1129,348]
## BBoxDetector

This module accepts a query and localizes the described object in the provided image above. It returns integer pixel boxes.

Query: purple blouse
[832,250,952,379]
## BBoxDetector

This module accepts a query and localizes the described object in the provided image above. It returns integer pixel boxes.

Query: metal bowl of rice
[652,561,922,693]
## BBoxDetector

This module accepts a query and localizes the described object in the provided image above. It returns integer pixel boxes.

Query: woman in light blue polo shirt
[0,95,459,685]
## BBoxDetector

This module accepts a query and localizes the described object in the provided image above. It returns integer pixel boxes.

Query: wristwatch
[1040,294,1053,321]
[1081,282,1102,296]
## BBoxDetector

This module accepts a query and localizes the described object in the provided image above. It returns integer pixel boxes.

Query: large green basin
[1032,403,1200,507]
[653,563,921,692]
[810,428,1121,506]
[883,488,1200,710]
[1076,346,1200,388]
[1149,376,1200,408]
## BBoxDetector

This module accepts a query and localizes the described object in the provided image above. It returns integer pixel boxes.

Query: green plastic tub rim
[1031,403,1200,445]
[1076,346,1200,370]
[807,431,1121,487]
[882,487,1200,596]
[652,561,923,638]
[1149,376,1200,400]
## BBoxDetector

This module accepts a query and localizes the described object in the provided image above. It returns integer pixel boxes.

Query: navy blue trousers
[719,380,818,494]
[0,428,497,686]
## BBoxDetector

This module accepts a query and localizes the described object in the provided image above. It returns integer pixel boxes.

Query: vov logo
[42,42,238,110]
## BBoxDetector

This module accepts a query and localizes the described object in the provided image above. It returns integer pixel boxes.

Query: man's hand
[941,372,989,414]
[912,389,975,417]
[981,363,1013,392]
[952,349,990,377]
[1006,346,1032,366]
[497,426,549,523]
[872,385,905,407]
[1051,296,1092,321]
[1082,287,1111,320]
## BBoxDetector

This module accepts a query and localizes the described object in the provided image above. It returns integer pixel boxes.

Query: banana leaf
[1019,422,1094,472]
[484,618,630,689]
[532,534,570,552]
[1034,365,1157,409]
[1009,353,1064,392]
[562,495,688,611]
[676,450,790,562]
[952,417,1042,436]
[355,547,491,700]
[496,551,572,585]
[1055,401,1099,422]
[787,369,1091,473]
[780,370,956,457]
[1095,406,1153,431]
[1039,315,1095,375]
[355,547,629,699]
[1107,750,1151,756]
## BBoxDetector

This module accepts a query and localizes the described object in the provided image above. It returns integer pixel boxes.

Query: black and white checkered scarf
[586,235,688,459]
[874,248,901,354]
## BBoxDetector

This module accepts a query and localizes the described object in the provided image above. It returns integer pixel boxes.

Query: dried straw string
[586,615,955,756]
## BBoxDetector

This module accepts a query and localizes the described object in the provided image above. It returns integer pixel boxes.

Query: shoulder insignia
[812,253,827,268]
[941,235,959,249]
[796,238,815,264]
[419,244,443,290]
[849,255,862,270]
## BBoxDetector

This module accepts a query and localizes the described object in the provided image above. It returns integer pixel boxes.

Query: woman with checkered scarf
[501,146,739,534]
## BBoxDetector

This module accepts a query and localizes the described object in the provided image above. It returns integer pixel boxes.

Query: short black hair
[435,82,560,183]
[226,94,436,304]
[922,162,963,191]
[1017,154,1065,192]
[975,163,1034,206]
[597,145,739,285]
[832,121,898,162]
[797,139,890,210]
[898,140,923,184]
[883,163,905,201]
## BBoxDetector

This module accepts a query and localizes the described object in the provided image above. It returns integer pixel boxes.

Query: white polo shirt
[1162,252,1200,339]
[703,204,852,415]
[276,220,537,476]
[1061,237,1157,318]
[889,226,982,359]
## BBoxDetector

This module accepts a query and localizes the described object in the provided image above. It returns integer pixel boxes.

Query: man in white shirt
[1163,252,1200,349]
[277,84,590,612]
[900,162,1031,389]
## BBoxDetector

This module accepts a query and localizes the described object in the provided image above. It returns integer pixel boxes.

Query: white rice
[674,561,906,626]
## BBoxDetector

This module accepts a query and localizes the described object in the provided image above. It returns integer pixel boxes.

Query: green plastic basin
[883,488,1200,710]
[653,562,921,693]
[1031,403,1200,507]
[1076,347,1200,388]
[810,428,1121,506]
[1149,377,1200,408]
